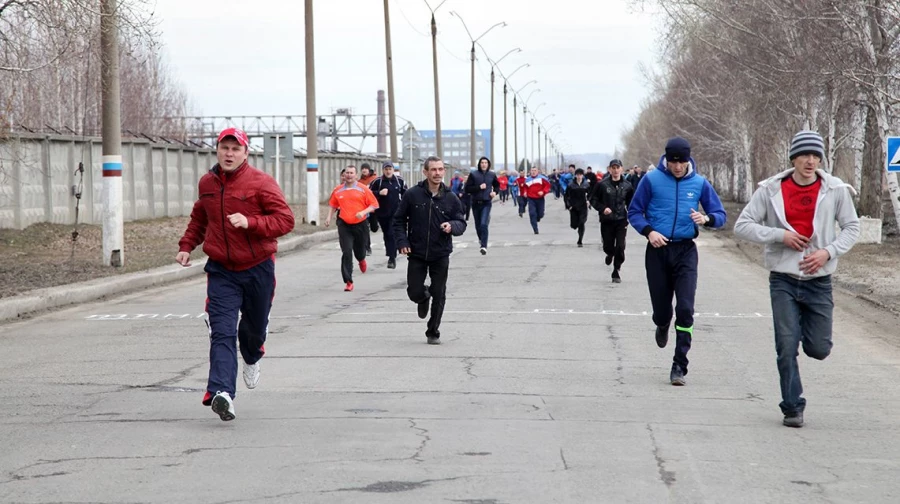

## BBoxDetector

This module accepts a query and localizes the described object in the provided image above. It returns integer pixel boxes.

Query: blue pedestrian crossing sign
[889,136,900,172]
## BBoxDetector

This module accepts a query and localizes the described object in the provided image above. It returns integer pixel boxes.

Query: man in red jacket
[523,166,551,234]
[176,127,295,421]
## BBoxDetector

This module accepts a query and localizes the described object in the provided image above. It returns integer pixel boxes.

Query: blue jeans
[471,200,492,248]
[769,273,834,415]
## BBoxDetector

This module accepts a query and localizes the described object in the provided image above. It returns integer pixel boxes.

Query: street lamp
[485,47,520,168]
[538,114,555,170]
[537,113,554,170]
[383,0,398,165]
[528,102,545,164]
[425,0,449,159]
[451,11,506,169]
[521,86,539,167]
[504,66,529,170]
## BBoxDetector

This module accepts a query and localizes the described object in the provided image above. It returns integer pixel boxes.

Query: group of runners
[178,127,860,430]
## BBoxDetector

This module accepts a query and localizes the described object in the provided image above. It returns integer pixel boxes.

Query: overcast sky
[152,0,661,158]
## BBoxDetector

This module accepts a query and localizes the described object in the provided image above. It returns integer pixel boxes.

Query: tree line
[621,0,900,226]
[0,0,189,139]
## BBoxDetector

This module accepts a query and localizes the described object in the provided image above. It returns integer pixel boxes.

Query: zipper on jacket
[219,180,232,265]
[425,194,433,261]
[670,178,680,239]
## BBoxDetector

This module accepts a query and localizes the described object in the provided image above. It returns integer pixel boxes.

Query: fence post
[12,139,23,229]
[41,136,52,224]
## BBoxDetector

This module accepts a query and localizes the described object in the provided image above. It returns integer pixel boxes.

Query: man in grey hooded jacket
[734,130,860,428]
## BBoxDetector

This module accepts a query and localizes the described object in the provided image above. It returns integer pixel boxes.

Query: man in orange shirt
[325,165,379,291]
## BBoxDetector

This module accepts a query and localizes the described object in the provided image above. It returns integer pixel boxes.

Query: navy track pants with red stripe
[204,258,275,398]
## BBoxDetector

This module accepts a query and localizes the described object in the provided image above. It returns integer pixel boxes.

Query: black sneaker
[655,325,669,348]
[612,270,621,283]
[426,336,441,345]
[417,298,430,319]
[577,242,583,248]
[605,255,613,266]
[480,247,487,255]
[783,412,804,428]
[387,258,396,269]
[366,247,372,256]
[669,364,686,386]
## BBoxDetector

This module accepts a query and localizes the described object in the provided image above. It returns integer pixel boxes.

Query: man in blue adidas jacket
[627,137,727,386]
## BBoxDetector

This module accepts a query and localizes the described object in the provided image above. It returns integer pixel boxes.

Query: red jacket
[515,176,528,194]
[179,161,295,271]
[523,175,551,199]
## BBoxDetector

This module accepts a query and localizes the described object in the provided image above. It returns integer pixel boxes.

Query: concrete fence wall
[0,133,426,229]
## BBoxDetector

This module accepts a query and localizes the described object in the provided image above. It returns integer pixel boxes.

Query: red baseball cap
[217,127,249,147]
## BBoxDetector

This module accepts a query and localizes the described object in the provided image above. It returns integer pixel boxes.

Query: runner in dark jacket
[590,159,634,283]
[393,156,467,344]
[464,156,500,255]
[564,168,591,247]
[369,161,407,269]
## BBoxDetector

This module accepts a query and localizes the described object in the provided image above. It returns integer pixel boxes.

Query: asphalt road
[2,197,899,503]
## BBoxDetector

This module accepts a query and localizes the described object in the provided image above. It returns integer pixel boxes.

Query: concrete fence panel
[0,133,394,229]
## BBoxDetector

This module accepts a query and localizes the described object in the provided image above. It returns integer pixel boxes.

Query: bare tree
[0,0,190,139]
[624,0,900,228]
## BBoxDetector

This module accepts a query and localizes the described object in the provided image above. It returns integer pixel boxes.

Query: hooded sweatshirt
[464,157,500,202]
[734,168,860,278]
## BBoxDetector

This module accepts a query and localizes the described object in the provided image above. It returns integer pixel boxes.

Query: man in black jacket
[393,156,467,345]
[369,161,407,269]
[564,168,591,247]
[464,156,499,255]
[590,159,634,283]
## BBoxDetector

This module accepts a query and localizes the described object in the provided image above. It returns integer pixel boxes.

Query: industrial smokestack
[377,90,386,155]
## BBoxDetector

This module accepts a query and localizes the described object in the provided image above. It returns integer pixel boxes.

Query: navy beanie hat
[789,130,825,161]
[665,137,691,162]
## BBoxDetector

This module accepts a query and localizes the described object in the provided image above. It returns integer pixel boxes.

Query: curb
[0,230,337,323]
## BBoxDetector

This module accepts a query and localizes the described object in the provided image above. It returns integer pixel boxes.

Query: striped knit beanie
[789,130,825,161]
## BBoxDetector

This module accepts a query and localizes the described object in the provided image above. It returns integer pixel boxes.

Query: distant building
[402,129,491,171]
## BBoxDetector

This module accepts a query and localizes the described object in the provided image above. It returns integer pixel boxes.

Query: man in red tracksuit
[523,166,551,234]
[176,127,295,421]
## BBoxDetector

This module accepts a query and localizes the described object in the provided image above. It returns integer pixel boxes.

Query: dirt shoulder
[2,201,898,317]
[0,205,329,299]
[713,201,900,316]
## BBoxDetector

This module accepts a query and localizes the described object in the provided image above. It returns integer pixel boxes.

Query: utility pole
[100,0,123,267]
[544,132,548,170]
[489,67,495,163]
[513,95,518,171]
[305,0,319,225]
[537,124,541,170]
[429,8,444,159]
[383,0,398,165]
[503,82,508,172]
[470,42,476,169]
[530,117,535,165]
[522,105,527,168]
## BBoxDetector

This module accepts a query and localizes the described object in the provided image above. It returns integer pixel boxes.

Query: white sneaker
[243,361,260,389]
[210,391,235,421]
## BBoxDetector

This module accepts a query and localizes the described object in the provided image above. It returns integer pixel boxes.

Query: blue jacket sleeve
[627,176,654,236]
[700,179,727,228]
